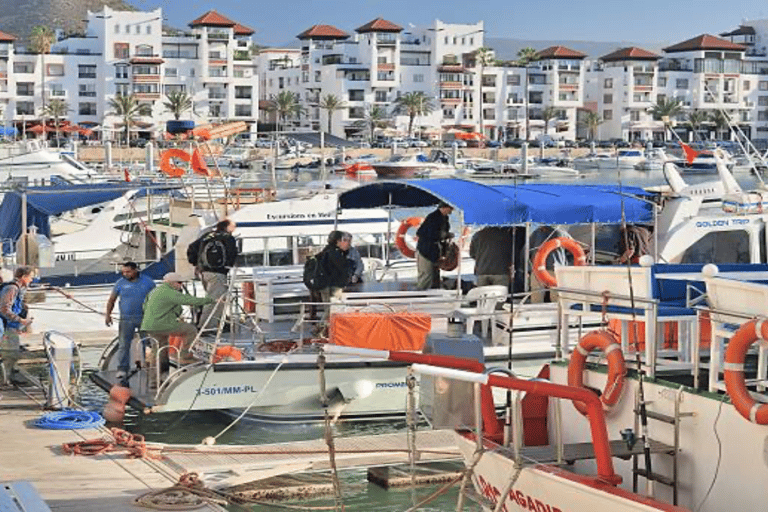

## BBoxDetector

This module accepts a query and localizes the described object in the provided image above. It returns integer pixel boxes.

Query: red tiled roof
[601,47,660,62]
[297,24,349,40]
[536,46,587,59]
[663,34,746,53]
[356,18,403,33]
[189,10,236,28]
[233,23,254,36]
[0,30,15,42]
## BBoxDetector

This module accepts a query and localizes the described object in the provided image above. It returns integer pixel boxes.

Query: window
[603,110,613,120]
[234,105,252,117]
[16,83,33,96]
[164,68,177,77]
[681,230,750,264]
[676,78,689,89]
[135,25,140,34]
[78,65,96,79]
[759,111,768,121]
[375,90,387,102]
[603,94,613,104]
[234,86,252,99]
[115,83,130,96]
[314,71,321,82]
[630,111,641,121]
[744,80,751,92]
[78,102,97,115]
[125,25,129,34]
[79,84,96,97]
[146,25,151,35]
[507,75,520,86]
[47,64,64,77]
[114,43,129,59]
[134,65,159,75]
[13,62,34,73]
[132,83,158,94]
[136,45,153,57]
[114,24,119,34]
[348,89,364,101]
[444,36,449,45]
[163,84,186,95]
[461,38,465,45]
[760,81,768,91]
[413,74,424,83]
[604,78,613,88]
[657,94,667,103]
[49,84,65,97]
[115,65,128,79]
[16,101,34,115]
[759,96,768,106]
[208,88,226,99]
[209,104,222,117]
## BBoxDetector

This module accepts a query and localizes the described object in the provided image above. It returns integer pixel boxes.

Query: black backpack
[303,252,329,291]
[189,232,228,270]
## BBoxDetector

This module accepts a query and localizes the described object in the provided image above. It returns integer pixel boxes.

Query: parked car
[485,140,501,148]
[406,139,429,148]
[504,139,524,148]
[129,137,150,148]
[442,139,467,148]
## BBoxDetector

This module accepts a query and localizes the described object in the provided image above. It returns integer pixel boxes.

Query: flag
[679,142,699,165]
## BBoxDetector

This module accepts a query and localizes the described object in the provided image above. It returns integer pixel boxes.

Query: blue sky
[140,0,767,46]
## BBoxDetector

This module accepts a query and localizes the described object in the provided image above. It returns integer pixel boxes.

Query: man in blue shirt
[105,262,155,380]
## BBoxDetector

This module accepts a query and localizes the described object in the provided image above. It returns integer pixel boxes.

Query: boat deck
[495,438,675,466]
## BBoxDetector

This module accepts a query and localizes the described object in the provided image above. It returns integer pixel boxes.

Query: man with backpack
[187,219,239,330]
[0,266,34,387]
[303,231,351,335]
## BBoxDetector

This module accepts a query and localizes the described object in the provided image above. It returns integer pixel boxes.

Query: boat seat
[453,285,508,338]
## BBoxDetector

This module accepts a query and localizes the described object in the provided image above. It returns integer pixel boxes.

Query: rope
[34,409,105,430]
[62,427,160,459]
[134,472,228,511]
[318,353,345,511]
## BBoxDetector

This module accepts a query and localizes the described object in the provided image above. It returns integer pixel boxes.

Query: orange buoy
[159,148,191,178]
[568,330,626,416]
[395,217,423,259]
[190,148,213,177]
[212,346,243,363]
[242,281,255,314]
[724,319,768,424]
[532,237,587,287]
[103,384,131,422]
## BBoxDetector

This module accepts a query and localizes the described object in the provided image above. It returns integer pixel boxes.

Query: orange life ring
[395,217,423,259]
[242,281,255,314]
[533,237,587,287]
[567,330,626,416]
[724,319,768,424]
[212,345,243,363]
[190,148,212,177]
[159,148,191,178]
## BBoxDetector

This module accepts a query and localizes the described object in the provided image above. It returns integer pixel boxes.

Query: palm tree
[709,110,731,140]
[474,47,495,139]
[29,26,55,130]
[541,106,559,136]
[649,97,684,141]
[267,91,305,133]
[42,99,70,142]
[108,94,150,145]
[318,94,346,136]
[686,110,709,141]
[163,91,193,120]
[517,47,539,140]
[579,110,603,141]
[353,104,390,143]
[393,91,434,138]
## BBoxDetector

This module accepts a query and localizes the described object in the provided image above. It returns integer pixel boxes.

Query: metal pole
[20,188,27,264]
[320,130,327,184]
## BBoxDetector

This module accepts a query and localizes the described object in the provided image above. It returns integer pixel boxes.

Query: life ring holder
[532,236,587,287]
[395,217,423,259]
[212,345,243,363]
[567,330,626,416]
[724,318,768,424]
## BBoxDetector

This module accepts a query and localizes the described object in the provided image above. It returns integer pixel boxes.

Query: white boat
[0,140,97,184]
[371,153,456,178]
[574,149,646,170]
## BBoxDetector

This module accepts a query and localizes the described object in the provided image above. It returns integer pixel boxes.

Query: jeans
[117,317,143,373]
[200,271,228,329]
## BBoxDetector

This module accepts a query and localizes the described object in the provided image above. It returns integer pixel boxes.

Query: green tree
[318,94,346,136]
[42,99,70,142]
[686,110,709,141]
[649,97,684,141]
[708,110,731,140]
[163,91,193,120]
[108,94,151,145]
[475,47,495,139]
[517,47,539,140]
[579,110,603,141]
[393,91,434,138]
[541,106,559,136]
[267,91,305,133]
[29,26,55,128]
[353,104,390,143]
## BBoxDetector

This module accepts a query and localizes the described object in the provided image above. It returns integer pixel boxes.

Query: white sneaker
[115,371,127,380]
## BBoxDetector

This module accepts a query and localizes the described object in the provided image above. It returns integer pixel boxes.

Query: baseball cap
[163,272,186,283]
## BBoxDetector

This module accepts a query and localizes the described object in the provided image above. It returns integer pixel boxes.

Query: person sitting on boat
[141,273,214,373]
[470,227,513,288]
[187,219,239,330]
[105,261,156,382]
[0,266,34,387]
[316,231,352,334]
[416,202,453,290]
[344,232,364,285]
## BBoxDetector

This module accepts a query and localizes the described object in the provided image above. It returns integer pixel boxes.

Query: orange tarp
[329,312,431,351]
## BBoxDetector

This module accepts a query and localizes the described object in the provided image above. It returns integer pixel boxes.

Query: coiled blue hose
[34,409,105,430]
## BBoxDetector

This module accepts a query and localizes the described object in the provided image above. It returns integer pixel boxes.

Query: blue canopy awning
[338,179,655,226]
[0,126,18,136]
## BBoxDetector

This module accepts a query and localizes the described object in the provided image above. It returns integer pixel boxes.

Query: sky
[135,0,768,46]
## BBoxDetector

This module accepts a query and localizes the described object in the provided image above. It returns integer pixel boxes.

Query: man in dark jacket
[317,231,351,333]
[190,219,238,329]
[470,227,513,287]
[415,202,453,289]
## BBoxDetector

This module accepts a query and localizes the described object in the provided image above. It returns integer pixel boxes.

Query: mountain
[0,0,136,44]
[486,37,669,60]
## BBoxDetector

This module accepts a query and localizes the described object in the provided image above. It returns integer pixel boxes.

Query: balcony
[79,91,96,97]
[78,73,97,79]
[376,35,397,46]
[134,92,160,100]
[233,50,250,61]
[440,81,462,89]
[208,92,226,100]
[132,75,160,82]
[377,63,395,71]
[208,31,229,41]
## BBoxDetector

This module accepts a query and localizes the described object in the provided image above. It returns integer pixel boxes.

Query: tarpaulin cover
[338,179,654,226]
[329,312,432,351]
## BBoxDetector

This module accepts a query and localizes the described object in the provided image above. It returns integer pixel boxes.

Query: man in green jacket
[141,272,214,372]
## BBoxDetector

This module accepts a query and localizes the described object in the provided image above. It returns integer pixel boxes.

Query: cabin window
[680,230,750,264]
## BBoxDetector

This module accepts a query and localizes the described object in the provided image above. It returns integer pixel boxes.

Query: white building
[0,7,259,140]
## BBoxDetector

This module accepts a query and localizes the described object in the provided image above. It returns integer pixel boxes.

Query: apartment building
[0,7,259,139]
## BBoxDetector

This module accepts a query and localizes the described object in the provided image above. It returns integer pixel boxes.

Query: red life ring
[395,217,423,259]
[159,148,191,178]
[724,319,768,424]
[567,330,626,416]
[532,236,587,287]
[212,346,243,363]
